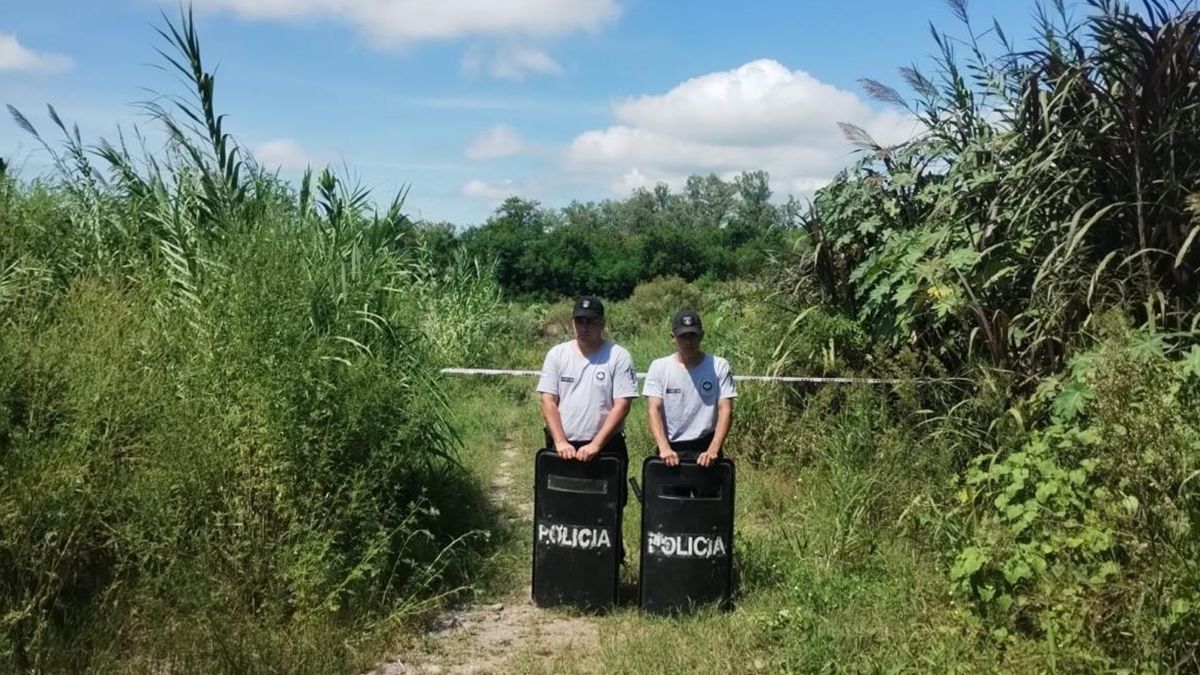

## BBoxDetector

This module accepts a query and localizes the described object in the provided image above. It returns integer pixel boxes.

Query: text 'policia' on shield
[536,523,614,550]
[645,532,728,558]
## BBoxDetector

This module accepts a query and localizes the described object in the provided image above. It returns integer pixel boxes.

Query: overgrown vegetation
[3,0,1199,672]
[763,0,1200,668]
[0,10,509,673]
[421,171,797,301]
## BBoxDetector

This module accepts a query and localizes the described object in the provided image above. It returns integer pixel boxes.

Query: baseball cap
[572,296,605,319]
[672,309,703,336]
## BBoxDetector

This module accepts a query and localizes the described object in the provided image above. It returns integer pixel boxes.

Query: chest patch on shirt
[595,371,606,381]
[701,381,714,392]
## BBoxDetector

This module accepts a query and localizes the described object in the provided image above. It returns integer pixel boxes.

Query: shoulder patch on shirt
[665,388,682,394]
[560,376,575,383]
[702,381,714,392]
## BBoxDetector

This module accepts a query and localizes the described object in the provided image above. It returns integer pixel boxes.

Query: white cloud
[254,138,318,170]
[613,60,882,147]
[176,0,616,79]
[179,0,620,46]
[461,42,563,80]
[466,124,528,160]
[460,178,519,201]
[565,59,920,198]
[0,33,72,73]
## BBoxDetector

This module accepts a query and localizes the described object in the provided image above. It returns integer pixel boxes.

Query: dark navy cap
[572,296,605,319]
[672,309,703,336]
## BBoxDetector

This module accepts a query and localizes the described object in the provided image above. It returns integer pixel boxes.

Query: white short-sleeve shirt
[537,340,638,441]
[643,353,737,442]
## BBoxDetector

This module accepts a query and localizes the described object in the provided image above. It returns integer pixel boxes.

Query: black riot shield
[638,457,735,615]
[532,449,624,610]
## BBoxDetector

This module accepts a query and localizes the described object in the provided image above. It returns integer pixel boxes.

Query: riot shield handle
[628,477,643,504]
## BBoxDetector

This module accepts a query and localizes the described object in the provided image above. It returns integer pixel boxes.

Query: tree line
[414,171,800,300]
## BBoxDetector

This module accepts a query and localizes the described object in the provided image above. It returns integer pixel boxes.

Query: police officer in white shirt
[537,296,639,471]
[643,309,737,467]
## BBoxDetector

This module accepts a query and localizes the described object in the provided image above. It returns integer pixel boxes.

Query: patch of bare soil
[371,598,597,674]
[368,440,597,674]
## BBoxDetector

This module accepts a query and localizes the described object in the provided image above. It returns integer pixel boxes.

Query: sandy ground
[368,440,599,674]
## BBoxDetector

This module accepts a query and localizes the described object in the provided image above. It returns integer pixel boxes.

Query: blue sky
[2,0,1044,226]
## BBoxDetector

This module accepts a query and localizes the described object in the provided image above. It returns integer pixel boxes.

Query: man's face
[671,330,702,357]
[573,315,604,345]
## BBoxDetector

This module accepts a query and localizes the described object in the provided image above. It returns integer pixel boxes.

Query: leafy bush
[607,276,706,337]
[762,3,1200,667]
[782,0,1200,377]
[0,11,498,671]
[952,328,1200,668]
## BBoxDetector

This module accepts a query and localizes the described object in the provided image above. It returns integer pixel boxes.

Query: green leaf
[1130,332,1167,361]
[856,215,882,234]
[1177,345,1200,379]
[1005,502,1027,521]
[1003,559,1032,584]
[1088,561,1120,585]
[890,170,916,188]
[893,280,918,305]
[1035,481,1059,503]
[944,247,981,271]
[951,547,985,580]
[1052,381,1093,422]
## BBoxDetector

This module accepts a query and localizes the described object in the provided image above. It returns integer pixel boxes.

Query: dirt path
[369,440,599,674]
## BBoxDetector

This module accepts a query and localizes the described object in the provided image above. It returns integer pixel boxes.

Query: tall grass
[3,1,1197,671]
[0,9,504,672]
[788,0,1200,377]
[766,1,1200,668]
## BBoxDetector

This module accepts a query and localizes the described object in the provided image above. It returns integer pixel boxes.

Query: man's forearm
[540,395,569,445]
[708,400,733,452]
[647,399,671,450]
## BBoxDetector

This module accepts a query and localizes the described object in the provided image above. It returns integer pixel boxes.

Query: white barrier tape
[441,368,545,377]
[439,368,944,385]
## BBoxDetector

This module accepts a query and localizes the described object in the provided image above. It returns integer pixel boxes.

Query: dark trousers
[543,430,628,507]
[668,433,716,461]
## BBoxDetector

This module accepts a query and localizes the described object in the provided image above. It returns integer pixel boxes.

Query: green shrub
[608,276,705,337]
[0,12,498,669]
[952,330,1200,668]
[0,213,494,671]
